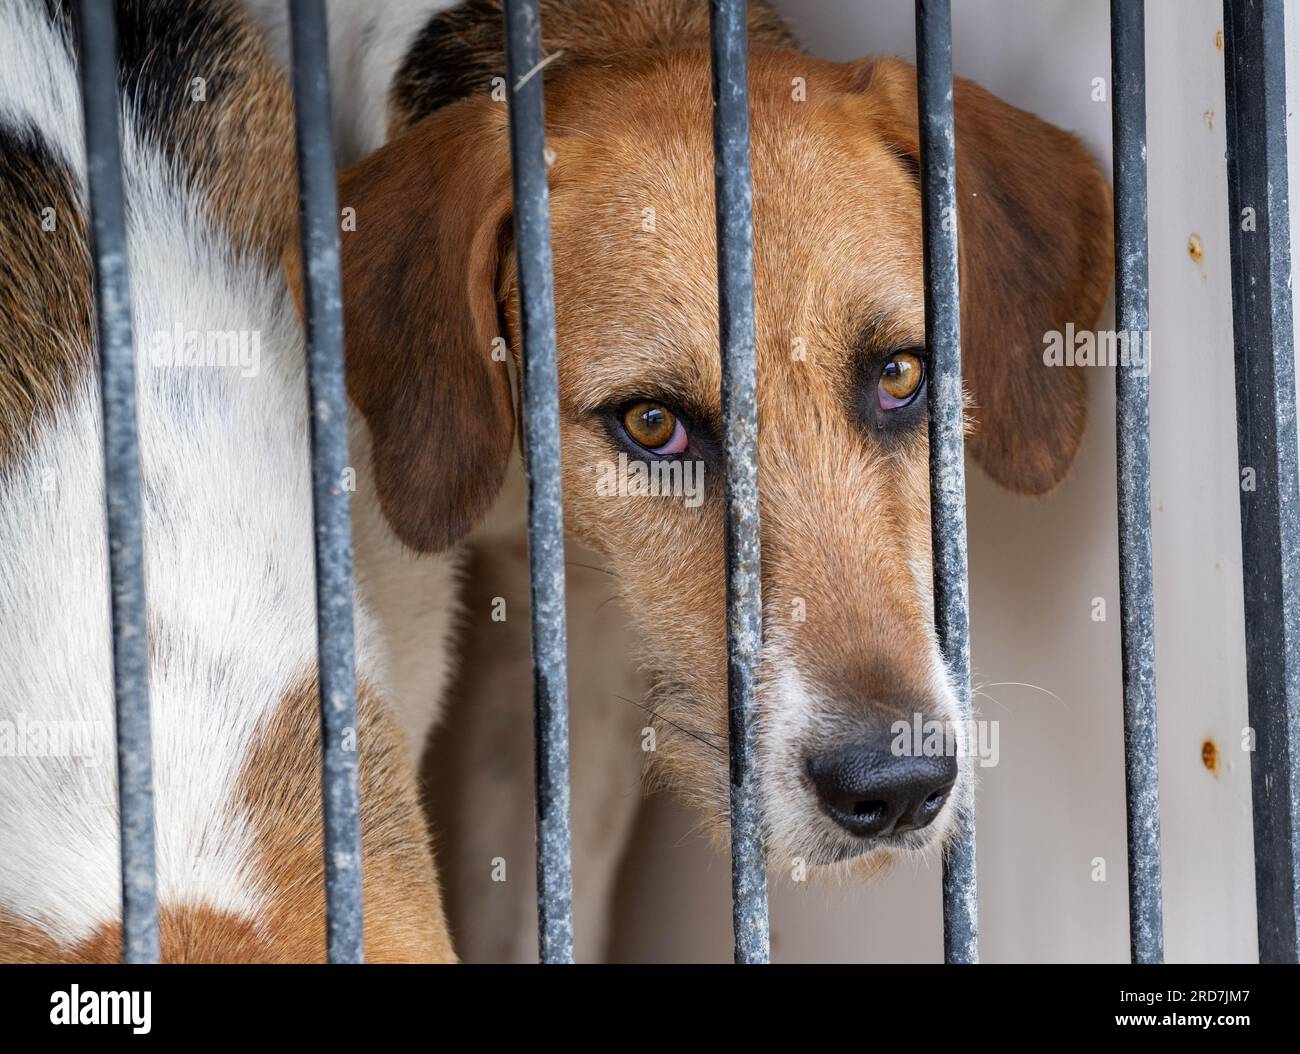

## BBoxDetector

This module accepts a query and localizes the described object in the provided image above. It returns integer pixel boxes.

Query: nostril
[917,789,949,822]
[807,742,956,839]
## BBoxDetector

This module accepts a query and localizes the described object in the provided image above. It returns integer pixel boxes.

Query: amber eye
[878,351,925,409]
[621,400,687,454]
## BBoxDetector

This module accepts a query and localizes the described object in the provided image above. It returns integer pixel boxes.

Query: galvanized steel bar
[1222,0,1300,965]
[1109,0,1164,966]
[915,0,978,965]
[503,0,576,965]
[76,0,160,965]
[288,0,365,964]
[710,0,770,965]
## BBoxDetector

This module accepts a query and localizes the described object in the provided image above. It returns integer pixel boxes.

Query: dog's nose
[806,741,957,838]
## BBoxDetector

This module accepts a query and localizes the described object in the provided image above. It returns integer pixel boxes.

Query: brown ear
[338,99,515,552]
[861,59,1113,494]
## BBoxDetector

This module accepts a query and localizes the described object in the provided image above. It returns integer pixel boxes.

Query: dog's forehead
[547,57,926,411]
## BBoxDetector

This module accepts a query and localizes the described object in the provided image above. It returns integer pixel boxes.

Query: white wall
[607,0,1272,963]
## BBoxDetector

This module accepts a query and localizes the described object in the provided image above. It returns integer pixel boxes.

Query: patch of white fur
[0,0,86,168]
[756,642,832,866]
[243,0,463,165]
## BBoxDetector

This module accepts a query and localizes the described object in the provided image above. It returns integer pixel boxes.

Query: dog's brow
[853,308,926,357]
[570,362,718,421]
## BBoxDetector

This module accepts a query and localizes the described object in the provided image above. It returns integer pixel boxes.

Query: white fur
[0,2,454,947]
[0,2,84,167]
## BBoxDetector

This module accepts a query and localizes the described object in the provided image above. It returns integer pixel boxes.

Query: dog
[0,0,471,962]
[246,0,1113,960]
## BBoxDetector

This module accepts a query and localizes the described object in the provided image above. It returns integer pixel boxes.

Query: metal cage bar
[915,0,978,965]
[1222,0,1300,965]
[710,0,771,966]
[288,0,366,964]
[76,0,160,966]
[502,0,577,965]
[1109,0,1164,965]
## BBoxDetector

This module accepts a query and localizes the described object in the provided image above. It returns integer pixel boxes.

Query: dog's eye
[878,351,925,409]
[622,400,687,455]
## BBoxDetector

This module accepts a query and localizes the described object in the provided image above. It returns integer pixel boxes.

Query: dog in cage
[0,0,471,962]
[0,0,1114,965]
[243,0,1114,961]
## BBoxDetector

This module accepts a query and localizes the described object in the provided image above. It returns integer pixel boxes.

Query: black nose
[807,741,957,838]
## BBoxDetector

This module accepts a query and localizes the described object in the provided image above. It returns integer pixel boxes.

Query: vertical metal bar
[915,0,978,965]
[1109,0,1164,965]
[76,0,160,965]
[503,0,576,965]
[710,0,770,965]
[289,0,365,964]
[1222,0,1300,965]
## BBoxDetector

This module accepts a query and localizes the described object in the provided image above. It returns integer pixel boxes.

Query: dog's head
[340,49,1111,869]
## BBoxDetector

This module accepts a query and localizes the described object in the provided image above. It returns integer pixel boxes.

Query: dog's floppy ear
[338,99,515,552]
[860,59,1113,494]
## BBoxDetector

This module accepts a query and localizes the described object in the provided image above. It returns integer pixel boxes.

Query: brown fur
[336,107,517,553]
[0,129,92,472]
[343,26,1113,863]
[389,0,795,132]
[233,674,456,963]
[193,39,299,266]
[0,676,454,963]
[183,29,299,264]
[0,907,284,963]
[111,0,301,263]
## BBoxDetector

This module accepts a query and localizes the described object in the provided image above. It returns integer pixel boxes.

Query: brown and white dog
[0,0,463,962]
[247,0,1113,959]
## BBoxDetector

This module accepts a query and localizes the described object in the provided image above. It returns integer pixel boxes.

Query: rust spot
[1203,109,1214,130]
[1202,738,1220,775]
[1188,234,1205,263]
[1215,29,1224,51]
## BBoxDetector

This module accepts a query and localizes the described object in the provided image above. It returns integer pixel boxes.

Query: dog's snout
[806,740,957,839]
